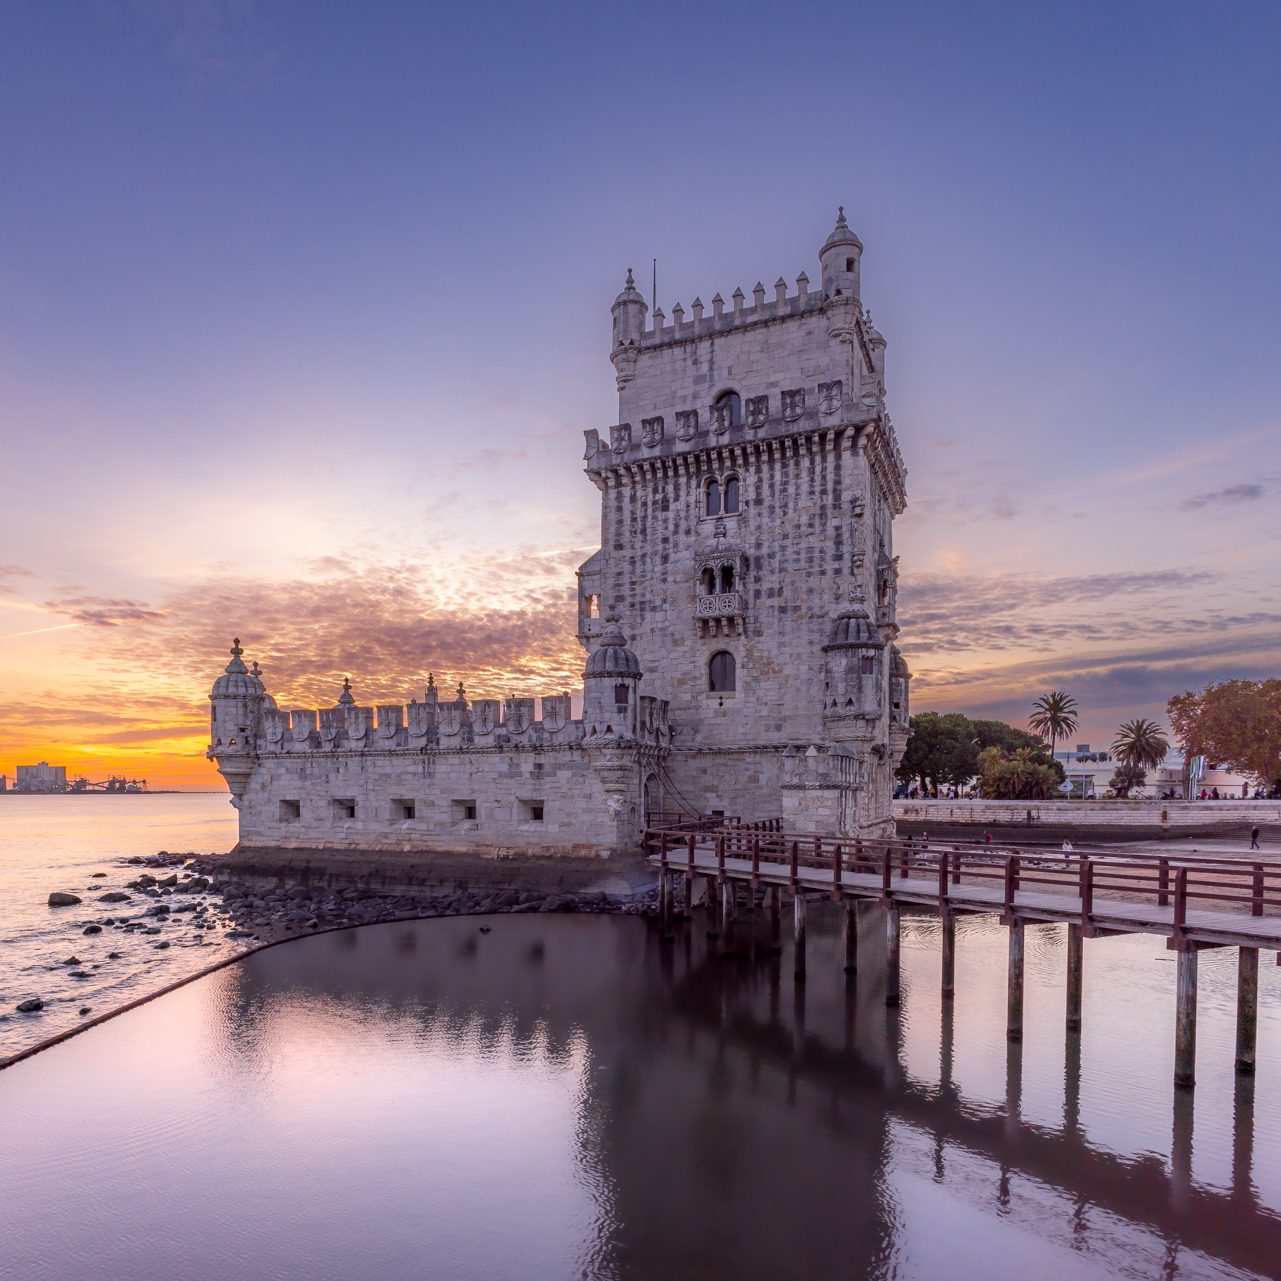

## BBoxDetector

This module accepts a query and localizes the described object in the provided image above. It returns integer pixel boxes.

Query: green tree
[1108,761,1147,798]
[1028,691,1079,765]
[896,712,979,793]
[977,746,1061,800]
[1168,680,1281,786]
[1111,718,1170,775]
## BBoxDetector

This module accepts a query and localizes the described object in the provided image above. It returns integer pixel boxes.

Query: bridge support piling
[719,878,734,951]
[941,913,955,998]
[1066,923,1083,1031]
[1236,946,1258,1075]
[768,886,782,954]
[682,869,693,919]
[793,893,807,981]
[1175,948,1198,1089]
[885,905,901,1007]
[844,899,858,975]
[1007,918,1025,1041]
[705,876,719,938]
[658,868,672,928]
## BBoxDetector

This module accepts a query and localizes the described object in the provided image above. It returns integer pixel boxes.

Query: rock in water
[48,892,82,907]
[82,924,103,935]
[98,892,131,903]
[62,955,82,966]
[79,1007,93,1016]
[17,997,44,1013]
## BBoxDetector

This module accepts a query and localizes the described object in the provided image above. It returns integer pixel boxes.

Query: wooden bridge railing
[643,826,1281,923]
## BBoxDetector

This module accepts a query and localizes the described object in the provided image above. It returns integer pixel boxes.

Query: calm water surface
[0,794,237,1057]
[5,903,1281,1280]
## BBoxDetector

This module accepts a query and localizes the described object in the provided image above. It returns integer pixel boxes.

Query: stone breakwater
[3,849,658,1065]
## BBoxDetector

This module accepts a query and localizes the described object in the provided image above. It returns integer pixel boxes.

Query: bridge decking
[644,821,1281,1088]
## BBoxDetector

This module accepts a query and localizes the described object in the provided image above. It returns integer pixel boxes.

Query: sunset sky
[2,2,1279,788]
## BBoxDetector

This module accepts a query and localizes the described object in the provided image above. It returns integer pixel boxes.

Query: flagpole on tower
[652,258,657,311]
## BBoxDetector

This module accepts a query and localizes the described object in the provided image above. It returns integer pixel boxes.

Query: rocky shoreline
[7,849,659,1041]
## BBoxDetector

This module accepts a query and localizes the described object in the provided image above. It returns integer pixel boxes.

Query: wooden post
[1066,923,1084,1031]
[1007,918,1025,1041]
[832,842,842,896]
[1174,947,1198,1089]
[768,885,782,954]
[719,877,734,947]
[1236,946,1259,1074]
[793,893,807,981]
[705,875,719,938]
[844,899,858,974]
[682,868,693,918]
[1158,857,1169,908]
[941,912,956,999]
[885,904,901,1007]
[659,867,672,926]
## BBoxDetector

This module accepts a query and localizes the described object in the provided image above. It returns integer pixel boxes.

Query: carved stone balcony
[696,590,744,637]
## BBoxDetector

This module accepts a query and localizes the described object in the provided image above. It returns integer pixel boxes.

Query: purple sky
[1,1,1279,781]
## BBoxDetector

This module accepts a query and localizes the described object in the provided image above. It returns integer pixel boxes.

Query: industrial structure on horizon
[208,214,910,863]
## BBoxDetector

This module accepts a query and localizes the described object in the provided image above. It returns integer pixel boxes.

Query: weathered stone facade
[207,213,909,861]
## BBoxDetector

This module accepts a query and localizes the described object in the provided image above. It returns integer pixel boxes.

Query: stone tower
[578,211,909,836]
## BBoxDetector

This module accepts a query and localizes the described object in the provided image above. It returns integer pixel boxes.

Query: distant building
[15,762,68,793]
[1053,745,1115,798]
[1152,761,1252,800]
[0,774,7,792]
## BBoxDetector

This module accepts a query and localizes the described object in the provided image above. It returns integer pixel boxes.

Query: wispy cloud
[1179,482,1269,512]
[44,596,168,627]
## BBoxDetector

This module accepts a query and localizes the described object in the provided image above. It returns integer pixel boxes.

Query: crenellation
[208,213,908,857]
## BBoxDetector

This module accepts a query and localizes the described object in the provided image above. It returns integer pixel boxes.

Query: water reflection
[4,908,1280,1281]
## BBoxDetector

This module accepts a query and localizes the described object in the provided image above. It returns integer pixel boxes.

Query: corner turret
[820,207,863,301]
[583,617,642,737]
[207,638,266,804]
[610,268,648,391]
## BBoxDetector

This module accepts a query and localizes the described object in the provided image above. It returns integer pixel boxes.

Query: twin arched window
[705,475,741,517]
[700,565,735,594]
[709,650,736,693]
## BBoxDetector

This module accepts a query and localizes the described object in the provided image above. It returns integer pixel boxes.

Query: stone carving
[504,697,533,735]
[851,496,865,519]
[782,388,805,421]
[859,373,881,409]
[675,409,698,440]
[475,700,498,735]
[583,428,601,460]
[541,693,569,733]
[746,395,768,428]
[610,422,632,454]
[711,400,733,434]
[641,416,664,447]
[818,380,842,414]
[318,709,339,743]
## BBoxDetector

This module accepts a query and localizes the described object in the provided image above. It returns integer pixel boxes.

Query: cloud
[1179,482,1268,512]
[44,596,168,627]
[0,564,34,595]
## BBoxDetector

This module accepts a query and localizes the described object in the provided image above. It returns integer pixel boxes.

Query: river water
[3,800,1281,1278]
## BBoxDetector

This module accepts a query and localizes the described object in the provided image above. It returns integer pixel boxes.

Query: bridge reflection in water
[5,911,1279,1280]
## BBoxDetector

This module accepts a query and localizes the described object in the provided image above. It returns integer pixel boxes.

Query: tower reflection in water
[5,910,1279,1281]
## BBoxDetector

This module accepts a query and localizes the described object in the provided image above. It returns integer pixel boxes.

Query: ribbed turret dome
[821,207,863,255]
[826,603,884,649]
[612,267,646,311]
[211,639,265,698]
[584,618,642,678]
[890,646,909,677]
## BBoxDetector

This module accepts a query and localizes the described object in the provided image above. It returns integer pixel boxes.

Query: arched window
[723,475,740,514]
[705,478,721,517]
[714,390,742,427]
[708,650,736,693]
[700,567,717,595]
[720,565,735,593]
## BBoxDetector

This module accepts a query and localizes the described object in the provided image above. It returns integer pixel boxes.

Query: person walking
[1251,826,1261,850]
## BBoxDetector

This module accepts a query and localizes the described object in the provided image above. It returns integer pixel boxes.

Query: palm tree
[1028,691,1079,765]
[1112,718,1170,778]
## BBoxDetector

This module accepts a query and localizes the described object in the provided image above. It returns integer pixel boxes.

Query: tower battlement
[207,213,910,859]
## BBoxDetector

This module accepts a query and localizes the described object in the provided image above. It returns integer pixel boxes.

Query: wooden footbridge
[645,817,1281,1088]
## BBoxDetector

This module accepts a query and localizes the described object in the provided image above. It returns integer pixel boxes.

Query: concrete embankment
[894,799,1281,845]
